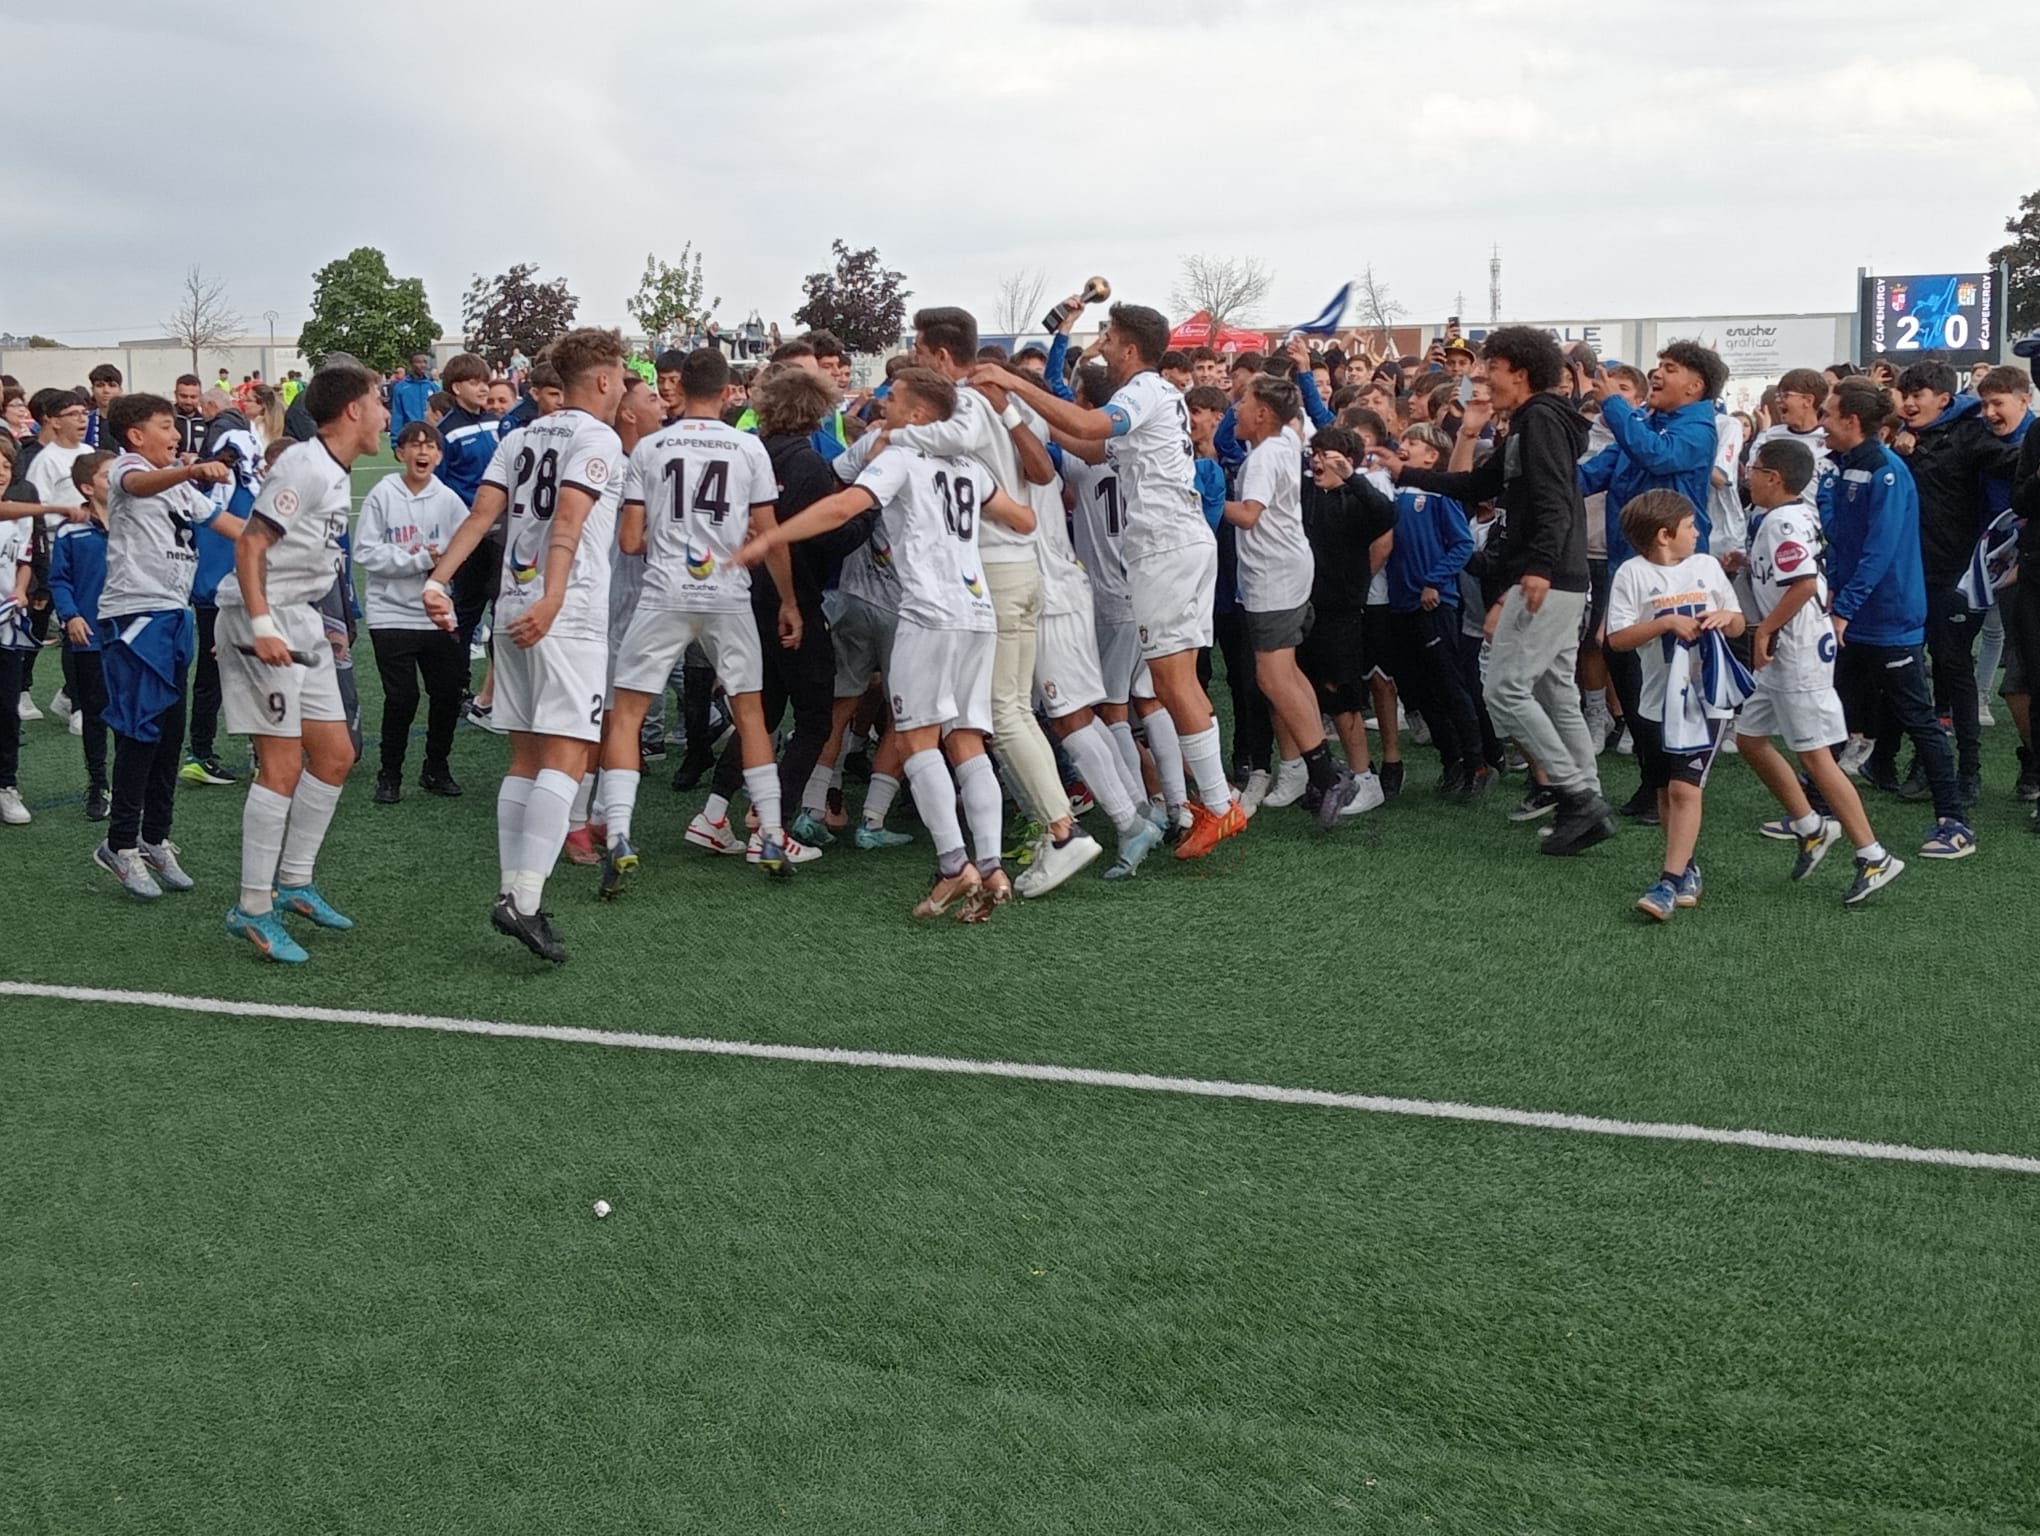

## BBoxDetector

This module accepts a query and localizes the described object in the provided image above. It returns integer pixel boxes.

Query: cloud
[4,0,2037,348]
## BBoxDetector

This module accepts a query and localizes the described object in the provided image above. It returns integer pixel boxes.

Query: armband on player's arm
[1103,403,1133,438]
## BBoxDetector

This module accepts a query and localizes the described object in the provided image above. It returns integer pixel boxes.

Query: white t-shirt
[1234,428,1313,613]
[27,440,90,531]
[1104,370,1208,562]
[354,472,471,630]
[889,385,1037,564]
[100,453,220,616]
[219,439,350,610]
[622,415,777,612]
[1063,455,1131,621]
[1606,552,1738,722]
[0,517,31,648]
[853,447,995,633]
[483,409,622,645]
[1745,503,1833,694]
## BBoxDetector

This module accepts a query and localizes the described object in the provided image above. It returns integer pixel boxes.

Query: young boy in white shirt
[1604,490,1745,922]
[356,422,472,804]
[1733,439,1903,905]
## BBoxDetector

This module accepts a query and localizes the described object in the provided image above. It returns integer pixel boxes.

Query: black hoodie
[1395,389,1591,593]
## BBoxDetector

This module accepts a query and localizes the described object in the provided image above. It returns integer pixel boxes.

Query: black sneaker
[2015,747,2039,803]
[639,733,668,763]
[491,895,567,963]
[84,784,110,821]
[419,768,464,798]
[1378,760,1405,800]
[1456,764,1496,805]
[1434,761,1467,798]
[669,749,716,792]
[1894,759,1932,802]
[1859,757,1902,795]
[1618,787,1660,826]
[1507,784,1561,822]
[374,773,401,804]
[1541,793,1620,856]
[841,748,875,782]
[1958,772,1981,810]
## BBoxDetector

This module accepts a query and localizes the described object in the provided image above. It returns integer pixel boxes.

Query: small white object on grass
[593,1200,611,1218]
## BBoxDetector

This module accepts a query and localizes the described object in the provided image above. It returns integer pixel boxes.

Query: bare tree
[991,268,1049,339]
[164,265,243,374]
[1170,254,1273,335]
[1353,264,1406,351]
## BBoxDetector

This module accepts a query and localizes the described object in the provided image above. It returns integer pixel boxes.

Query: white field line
[5,981,2037,1177]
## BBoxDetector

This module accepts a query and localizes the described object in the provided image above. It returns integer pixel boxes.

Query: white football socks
[1180,722,1233,814]
[510,768,575,915]
[1108,718,1145,796]
[864,771,900,828]
[238,783,291,914]
[276,774,342,889]
[1140,706,1187,814]
[905,748,964,865]
[599,769,640,846]
[569,770,596,832]
[497,775,534,896]
[702,792,731,827]
[744,763,783,843]
[802,762,834,817]
[954,752,1004,871]
[1064,720,1139,835]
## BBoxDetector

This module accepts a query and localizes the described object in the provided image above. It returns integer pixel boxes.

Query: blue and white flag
[1293,283,1352,337]
[1957,508,2020,612]
[1662,630,1754,753]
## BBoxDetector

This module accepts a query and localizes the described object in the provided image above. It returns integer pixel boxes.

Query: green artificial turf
[2,607,2036,1533]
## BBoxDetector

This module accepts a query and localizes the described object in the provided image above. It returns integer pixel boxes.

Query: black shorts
[1583,558,1611,649]
[1361,604,1395,682]
[1244,601,1313,653]
[1298,608,1369,712]
[1643,721,1726,791]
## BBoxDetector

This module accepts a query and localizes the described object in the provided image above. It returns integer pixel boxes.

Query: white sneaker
[1237,768,1273,819]
[1408,710,1432,747]
[140,839,196,892]
[1262,758,1310,809]
[0,786,29,824]
[69,710,84,736]
[1837,736,1873,776]
[17,693,43,722]
[1614,722,1634,757]
[1014,829,1102,898]
[1582,696,1612,752]
[685,812,746,855]
[746,829,821,864]
[1978,704,1996,728]
[48,689,73,723]
[1719,733,1740,756]
[93,841,160,898]
[1340,770,1386,816]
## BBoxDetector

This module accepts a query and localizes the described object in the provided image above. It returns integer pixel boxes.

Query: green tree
[794,240,910,356]
[463,264,578,368]
[298,248,438,374]
[626,246,720,345]
[1989,187,2040,334]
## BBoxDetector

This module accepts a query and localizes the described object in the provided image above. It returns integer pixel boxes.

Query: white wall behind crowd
[0,341,314,395]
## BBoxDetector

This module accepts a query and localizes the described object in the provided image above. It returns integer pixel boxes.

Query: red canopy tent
[1168,310,1271,354]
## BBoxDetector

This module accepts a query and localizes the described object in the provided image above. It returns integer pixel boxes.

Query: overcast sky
[8,0,2037,347]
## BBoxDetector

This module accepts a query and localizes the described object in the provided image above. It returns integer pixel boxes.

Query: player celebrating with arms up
[736,368,1039,920]
[217,364,386,962]
[425,329,630,964]
[974,304,1243,860]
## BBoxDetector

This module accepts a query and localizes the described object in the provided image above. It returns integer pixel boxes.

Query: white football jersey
[889,385,1036,563]
[218,439,349,610]
[1746,502,1834,693]
[1746,423,1833,507]
[484,409,622,644]
[831,428,901,613]
[854,447,995,633]
[1234,428,1313,613]
[99,452,219,615]
[1063,455,1131,622]
[1103,369,1208,562]
[623,416,776,612]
